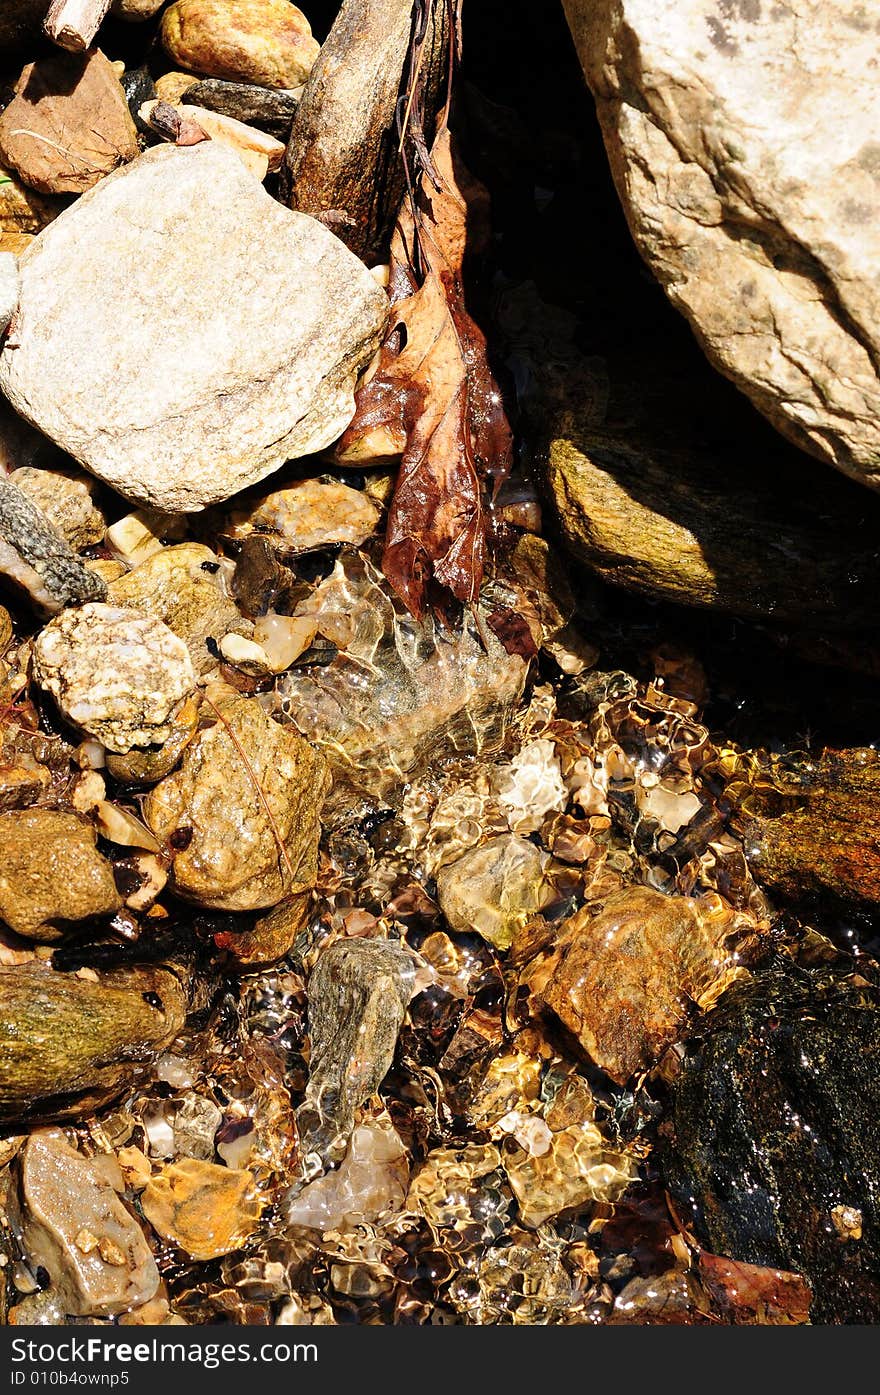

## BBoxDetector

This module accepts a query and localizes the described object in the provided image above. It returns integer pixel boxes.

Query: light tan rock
[139,99,286,179]
[11,464,105,549]
[227,478,380,552]
[0,143,389,511]
[160,0,319,90]
[564,0,880,488]
[0,809,120,941]
[33,603,196,753]
[154,70,200,104]
[10,1130,160,1317]
[144,685,330,910]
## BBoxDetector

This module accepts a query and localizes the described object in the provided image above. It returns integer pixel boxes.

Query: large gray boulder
[0,143,388,511]
[564,0,880,490]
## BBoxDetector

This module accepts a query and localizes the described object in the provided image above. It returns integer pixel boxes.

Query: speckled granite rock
[0,475,105,612]
[33,603,196,753]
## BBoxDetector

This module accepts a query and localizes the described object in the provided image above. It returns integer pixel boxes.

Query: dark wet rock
[280,0,445,263]
[0,475,106,613]
[0,809,121,941]
[543,360,880,626]
[120,66,159,136]
[181,78,300,136]
[0,959,187,1125]
[230,534,298,619]
[294,938,415,1174]
[663,966,880,1323]
[730,748,880,911]
[9,1130,159,1318]
[212,894,310,968]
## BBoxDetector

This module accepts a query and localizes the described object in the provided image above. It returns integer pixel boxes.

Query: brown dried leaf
[337,123,511,618]
[697,1251,812,1325]
[486,606,538,660]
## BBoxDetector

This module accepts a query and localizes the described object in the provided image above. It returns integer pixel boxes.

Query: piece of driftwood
[280,0,448,263]
[44,0,112,50]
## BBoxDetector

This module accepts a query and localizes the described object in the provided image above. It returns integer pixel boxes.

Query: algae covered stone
[0,809,120,941]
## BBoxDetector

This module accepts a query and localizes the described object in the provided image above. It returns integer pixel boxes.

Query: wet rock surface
[142,1158,262,1260]
[294,938,414,1172]
[144,685,330,910]
[0,808,120,940]
[663,967,880,1323]
[0,0,877,1330]
[280,553,529,798]
[0,959,187,1124]
[10,1130,159,1317]
[0,143,388,511]
[524,886,752,1084]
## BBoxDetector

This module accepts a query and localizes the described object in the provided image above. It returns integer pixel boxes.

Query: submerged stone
[523,886,750,1083]
[279,553,529,799]
[10,1131,159,1318]
[294,938,414,1171]
[731,748,880,911]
